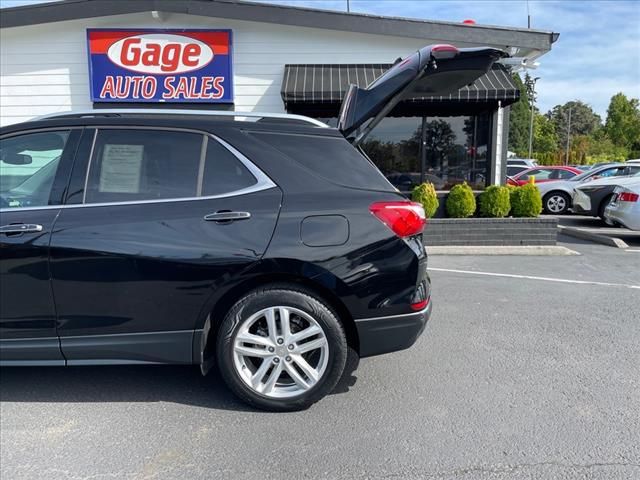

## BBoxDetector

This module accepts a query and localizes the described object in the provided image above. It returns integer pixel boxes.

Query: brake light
[431,44,459,59]
[411,297,430,311]
[369,201,426,238]
[618,192,639,202]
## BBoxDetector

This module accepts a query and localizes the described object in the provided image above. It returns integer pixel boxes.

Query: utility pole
[565,106,572,165]
[346,0,350,12]
[527,76,540,159]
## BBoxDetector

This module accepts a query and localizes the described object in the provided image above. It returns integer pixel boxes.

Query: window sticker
[98,144,144,193]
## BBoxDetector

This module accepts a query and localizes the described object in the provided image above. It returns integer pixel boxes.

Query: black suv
[0,45,506,410]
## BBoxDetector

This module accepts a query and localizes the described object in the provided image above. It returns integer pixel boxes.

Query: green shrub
[510,184,542,217]
[411,182,439,218]
[479,185,511,218]
[446,182,476,218]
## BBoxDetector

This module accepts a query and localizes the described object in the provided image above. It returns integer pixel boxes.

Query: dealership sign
[87,29,233,103]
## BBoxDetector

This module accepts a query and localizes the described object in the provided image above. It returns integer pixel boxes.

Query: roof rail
[34,109,329,128]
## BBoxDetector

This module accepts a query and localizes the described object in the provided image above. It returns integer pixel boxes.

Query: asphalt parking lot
[1,238,639,480]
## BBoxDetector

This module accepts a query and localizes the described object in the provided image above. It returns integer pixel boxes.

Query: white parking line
[428,267,640,290]
[625,249,640,253]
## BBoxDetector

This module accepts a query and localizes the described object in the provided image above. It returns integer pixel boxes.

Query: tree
[605,93,640,156]
[507,73,531,154]
[532,113,557,153]
[547,101,602,151]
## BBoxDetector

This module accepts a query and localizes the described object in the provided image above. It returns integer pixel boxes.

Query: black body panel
[50,189,282,362]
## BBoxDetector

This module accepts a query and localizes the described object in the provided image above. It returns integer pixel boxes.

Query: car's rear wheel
[216,285,347,411]
[543,191,571,214]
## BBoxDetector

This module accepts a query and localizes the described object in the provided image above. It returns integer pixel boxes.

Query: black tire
[543,191,571,214]
[216,284,348,411]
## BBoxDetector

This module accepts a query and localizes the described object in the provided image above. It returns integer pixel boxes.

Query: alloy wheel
[232,306,329,398]
[546,194,567,213]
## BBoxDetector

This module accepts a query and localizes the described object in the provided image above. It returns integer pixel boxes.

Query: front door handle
[0,223,44,235]
[203,211,251,223]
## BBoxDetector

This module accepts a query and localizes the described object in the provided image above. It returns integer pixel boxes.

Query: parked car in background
[589,162,616,169]
[573,172,640,219]
[626,159,640,165]
[569,164,591,171]
[537,163,640,214]
[604,178,640,230]
[507,158,538,169]
[506,165,528,178]
[506,165,582,186]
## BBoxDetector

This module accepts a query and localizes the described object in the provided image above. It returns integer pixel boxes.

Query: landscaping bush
[411,182,439,218]
[510,183,543,217]
[446,182,476,218]
[479,185,511,218]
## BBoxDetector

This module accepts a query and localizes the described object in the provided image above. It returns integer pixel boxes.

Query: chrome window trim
[1,127,277,213]
[196,135,208,197]
[81,129,98,204]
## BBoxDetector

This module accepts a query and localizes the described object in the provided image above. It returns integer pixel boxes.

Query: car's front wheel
[543,191,571,214]
[216,285,348,411]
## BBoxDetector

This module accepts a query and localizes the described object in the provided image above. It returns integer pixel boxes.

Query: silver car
[537,163,640,214]
[604,179,640,231]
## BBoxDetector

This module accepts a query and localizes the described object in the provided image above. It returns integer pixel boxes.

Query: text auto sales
[99,75,225,100]
[98,36,225,100]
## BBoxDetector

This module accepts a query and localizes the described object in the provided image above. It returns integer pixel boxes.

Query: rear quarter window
[251,132,395,191]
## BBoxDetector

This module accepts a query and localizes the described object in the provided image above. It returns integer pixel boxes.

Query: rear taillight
[431,44,460,59]
[369,201,426,238]
[411,297,430,311]
[618,192,639,202]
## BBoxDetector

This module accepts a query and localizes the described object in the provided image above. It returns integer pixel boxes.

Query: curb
[426,246,580,256]
[558,225,629,249]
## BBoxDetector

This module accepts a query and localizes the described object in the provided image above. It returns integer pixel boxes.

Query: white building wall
[0,11,487,126]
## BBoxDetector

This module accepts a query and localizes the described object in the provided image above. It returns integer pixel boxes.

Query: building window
[316,114,492,191]
[363,114,492,191]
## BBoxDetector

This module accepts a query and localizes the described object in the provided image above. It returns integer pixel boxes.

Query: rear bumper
[355,299,432,358]
[572,191,592,215]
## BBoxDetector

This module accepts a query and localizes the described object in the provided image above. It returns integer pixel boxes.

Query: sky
[2,0,639,119]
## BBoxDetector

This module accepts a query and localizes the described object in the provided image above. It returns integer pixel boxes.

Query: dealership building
[0,0,558,190]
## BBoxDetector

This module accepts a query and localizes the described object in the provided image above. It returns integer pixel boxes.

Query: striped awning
[281,63,519,108]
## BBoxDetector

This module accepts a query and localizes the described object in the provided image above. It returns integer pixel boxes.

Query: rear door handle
[0,223,44,235]
[203,211,251,223]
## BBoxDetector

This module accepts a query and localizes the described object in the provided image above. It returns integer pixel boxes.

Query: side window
[84,129,203,204]
[557,169,576,179]
[201,138,257,196]
[529,169,552,180]
[0,130,70,209]
[597,168,620,178]
[519,169,540,180]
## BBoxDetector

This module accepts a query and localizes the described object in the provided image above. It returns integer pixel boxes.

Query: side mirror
[1,153,33,165]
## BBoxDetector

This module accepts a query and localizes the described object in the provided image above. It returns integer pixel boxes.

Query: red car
[507,166,582,186]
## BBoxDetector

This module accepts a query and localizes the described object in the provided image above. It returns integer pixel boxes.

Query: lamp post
[527,76,540,159]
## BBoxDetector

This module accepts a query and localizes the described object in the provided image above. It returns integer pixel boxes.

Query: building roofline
[0,0,559,51]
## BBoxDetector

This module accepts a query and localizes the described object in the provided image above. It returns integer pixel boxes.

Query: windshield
[570,166,611,182]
